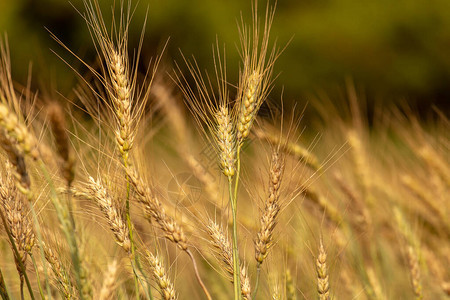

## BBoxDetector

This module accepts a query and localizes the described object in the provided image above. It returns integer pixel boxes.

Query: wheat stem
[253,265,261,298]
[186,250,212,300]
[0,267,9,300]
[229,176,241,300]
[29,254,45,300]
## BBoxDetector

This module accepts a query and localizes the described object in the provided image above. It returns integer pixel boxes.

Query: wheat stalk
[0,268,8,299]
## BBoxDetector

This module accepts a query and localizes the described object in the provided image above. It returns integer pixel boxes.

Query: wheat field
[0,1,448,299]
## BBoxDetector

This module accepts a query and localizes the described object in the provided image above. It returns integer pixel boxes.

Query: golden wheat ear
[206,220,252,299]
[82,0,135,164]
[0,163,35,279]
[125,167,188,250]
[98,260,118,300]
[173,41,238,179]
[86,176,131,253]
[255,147,285,264]
[42,240,76,299]
[0,40,39,162]
[316,239,330,300]
[216,104,237,177]
[147,252,177,300]
[47,103,76,186]
[236,1,281,145]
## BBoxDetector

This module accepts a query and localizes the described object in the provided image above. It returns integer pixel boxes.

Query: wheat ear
[98,260,118,300]
[237,71,261,142]
[48,103,75,186]
[255,149,285,265]
[0,133,31,197]
[316,239,330,300]
[347,129,373,206]
[127,168,212,299]
[253,127,319,170]
[0,103,38,160]
[286,269,297,300]
[43,243,75,299]
[86,177,131,253]
[109,47,133,163]
[0,164,35,279]
[407,246,423,300]
[216,104,236,177]
[126,169,187,250]
[206,220,252,299]
[83,0,135,163]
[147,252,177,300]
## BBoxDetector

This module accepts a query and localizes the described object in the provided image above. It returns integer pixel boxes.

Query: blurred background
[1,0,449,119]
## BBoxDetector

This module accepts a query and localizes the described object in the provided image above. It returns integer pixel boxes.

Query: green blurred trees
[1,0,450,108]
